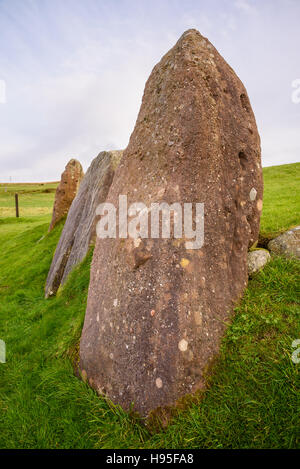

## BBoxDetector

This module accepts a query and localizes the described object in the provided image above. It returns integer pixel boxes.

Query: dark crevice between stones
[257,233,273,249]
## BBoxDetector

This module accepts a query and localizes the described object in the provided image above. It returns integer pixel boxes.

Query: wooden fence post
[15,193,19,218]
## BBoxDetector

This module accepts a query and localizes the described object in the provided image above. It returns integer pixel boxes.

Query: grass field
[0,183,58,218]
[0,163,299,449]
[260,163,300,237]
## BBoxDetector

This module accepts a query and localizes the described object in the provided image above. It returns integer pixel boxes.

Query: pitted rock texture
[268,226,300,259]
[45,151,123,298]
[247,249,270,276]
[79,29,263,416]
[49,159,84,232]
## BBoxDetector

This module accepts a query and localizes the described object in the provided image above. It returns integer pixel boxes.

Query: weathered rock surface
[45,151,123,298]
[49,159,84,232]
[79,29,263,416]
[247,249,270,276]
[268,226,300,259]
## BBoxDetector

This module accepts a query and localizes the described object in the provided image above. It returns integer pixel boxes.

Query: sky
[0,0,299,182]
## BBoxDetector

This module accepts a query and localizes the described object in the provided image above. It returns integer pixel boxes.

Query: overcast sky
[0,0,299,182]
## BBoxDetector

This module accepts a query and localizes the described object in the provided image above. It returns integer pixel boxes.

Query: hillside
[0,163,299,449]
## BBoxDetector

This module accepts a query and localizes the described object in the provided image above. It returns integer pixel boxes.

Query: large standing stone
[49,159,84,232]
[45,151,122,298]
[79,29,263,416]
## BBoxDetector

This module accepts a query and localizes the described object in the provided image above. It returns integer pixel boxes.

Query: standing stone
[45,151,123,297]
[79,29,263,416]
[49,159,84,232]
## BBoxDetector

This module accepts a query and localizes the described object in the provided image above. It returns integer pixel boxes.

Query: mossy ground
[0,164,299,449]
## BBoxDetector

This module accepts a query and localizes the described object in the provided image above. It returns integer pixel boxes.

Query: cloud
[262,127,300,167]
[234,0,256,13]
[0,0,299,182]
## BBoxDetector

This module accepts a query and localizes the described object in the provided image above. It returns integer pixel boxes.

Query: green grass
[260,163,300,237]
[0,164,299,449]
[0,182,58,218]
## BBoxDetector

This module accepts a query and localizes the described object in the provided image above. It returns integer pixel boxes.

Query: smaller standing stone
[247,249,271,276]
[49,159,84,232]
[45,150,123,298]
[268,226,300,259]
